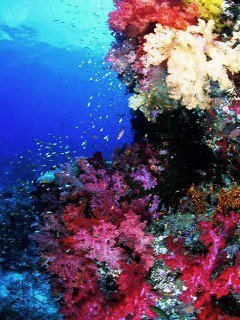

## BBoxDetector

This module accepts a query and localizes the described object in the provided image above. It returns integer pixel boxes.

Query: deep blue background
[0,1,132,187]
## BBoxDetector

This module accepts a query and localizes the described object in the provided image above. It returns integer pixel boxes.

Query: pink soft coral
[120,211,155,271]
[130,165,158,190]
[73,221,124,268]
[35,150,159,320]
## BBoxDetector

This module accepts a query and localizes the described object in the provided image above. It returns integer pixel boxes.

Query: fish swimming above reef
[117,127,125,140]
[37,170,57,184]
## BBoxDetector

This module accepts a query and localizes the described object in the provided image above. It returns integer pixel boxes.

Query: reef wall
[34,1,240,319]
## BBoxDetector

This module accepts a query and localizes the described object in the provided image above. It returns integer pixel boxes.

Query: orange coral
[187,184,207,214]
[217,186,240,214]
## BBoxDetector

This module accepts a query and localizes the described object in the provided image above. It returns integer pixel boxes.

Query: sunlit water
[0,0,133,188]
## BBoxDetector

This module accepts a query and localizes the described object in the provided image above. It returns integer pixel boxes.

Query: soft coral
[160,210,240,319]
[109,0,198,36]
[106,262,157,320]
[35,152,159,320]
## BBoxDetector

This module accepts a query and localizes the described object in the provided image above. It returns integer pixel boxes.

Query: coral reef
[141,19,240,110]
[160,210,240,319]
[34,120,240,319]
[153,184,240,319]
[107,0,240,118]
[185,0,223,22]
[32,1,240,319]
[34,149,162,320]
[108,0,198,36]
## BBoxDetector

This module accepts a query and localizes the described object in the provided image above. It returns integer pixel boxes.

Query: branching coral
[32,2,240,319]
[187,184,207,214]
[217,185,240,213]
[105,40,137,75]
[73,221,123,268]
[203,98,240,171]
[142,19,240,110]
[35,143,240,319]
[162,213,240,319]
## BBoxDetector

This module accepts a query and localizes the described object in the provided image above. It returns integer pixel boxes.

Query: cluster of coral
[34,0,240,319]
[107,0,240,118]
[34,146,165,320]
[34,115,240,319]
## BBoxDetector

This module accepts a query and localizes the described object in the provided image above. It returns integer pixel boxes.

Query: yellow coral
[142,19,240,110]
[184,0,223,24]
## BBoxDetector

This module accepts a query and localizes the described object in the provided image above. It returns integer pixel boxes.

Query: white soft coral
[142,19,240,109]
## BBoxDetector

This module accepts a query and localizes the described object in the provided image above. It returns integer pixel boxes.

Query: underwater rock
[0,186,62,320]
[0,270,61,320]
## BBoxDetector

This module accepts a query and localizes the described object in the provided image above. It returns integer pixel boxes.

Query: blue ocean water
[0,0,132,188]
[0,2,133,318]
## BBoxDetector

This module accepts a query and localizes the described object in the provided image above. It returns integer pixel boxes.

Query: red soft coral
[109,0,198,36]
[106,262,158,320]
[160,210,240,319]
[120,211,155,271]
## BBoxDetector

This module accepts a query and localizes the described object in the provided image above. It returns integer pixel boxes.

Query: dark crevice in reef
[131,109,231,206]
[217,294,240,317]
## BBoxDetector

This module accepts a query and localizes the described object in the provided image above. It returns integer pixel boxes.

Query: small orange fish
[124,148,131,156]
